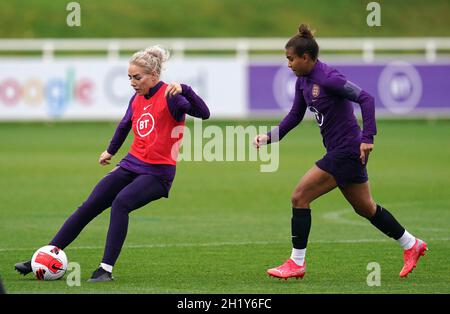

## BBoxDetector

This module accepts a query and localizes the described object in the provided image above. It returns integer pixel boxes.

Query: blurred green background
[1,0,450,38]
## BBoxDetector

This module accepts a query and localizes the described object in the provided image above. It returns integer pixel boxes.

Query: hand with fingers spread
[164,82,182,98]
[253,134,270,149]
[360,142,374,165]
[99,150,113,165]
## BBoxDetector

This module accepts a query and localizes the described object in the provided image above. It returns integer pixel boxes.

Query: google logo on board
[0,68,94,117]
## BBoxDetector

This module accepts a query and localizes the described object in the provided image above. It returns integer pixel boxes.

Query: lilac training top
[268,59,377,154]
[106,81,210,183]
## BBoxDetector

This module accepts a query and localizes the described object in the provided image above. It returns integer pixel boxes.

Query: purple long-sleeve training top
[268,59,377,154]
[106,81,210,184]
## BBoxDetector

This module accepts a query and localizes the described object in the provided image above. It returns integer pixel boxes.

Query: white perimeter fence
[1,38,450,120]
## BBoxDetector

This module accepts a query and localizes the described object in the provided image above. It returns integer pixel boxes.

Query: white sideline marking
[323,210,367,226]
[2,237,449,252]
[4,201,448,253]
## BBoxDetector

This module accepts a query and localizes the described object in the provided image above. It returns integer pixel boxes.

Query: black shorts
[315,150,369,188]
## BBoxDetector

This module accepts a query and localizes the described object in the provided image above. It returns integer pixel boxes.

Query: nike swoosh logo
[144,104,152,110]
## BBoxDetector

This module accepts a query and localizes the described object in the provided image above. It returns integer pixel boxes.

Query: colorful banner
[0,58,246,120]
[249,60,450,116]
[1,58,450,120]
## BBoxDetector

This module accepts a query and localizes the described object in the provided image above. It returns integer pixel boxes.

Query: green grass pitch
[0,119,449,293]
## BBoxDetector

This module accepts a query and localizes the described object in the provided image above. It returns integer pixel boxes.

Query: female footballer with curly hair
[254,24,427,280]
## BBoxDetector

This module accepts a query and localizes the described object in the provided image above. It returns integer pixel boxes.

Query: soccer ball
[31,245,68,280]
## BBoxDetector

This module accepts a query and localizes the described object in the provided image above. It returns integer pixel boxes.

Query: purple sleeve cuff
[361,134,374,144]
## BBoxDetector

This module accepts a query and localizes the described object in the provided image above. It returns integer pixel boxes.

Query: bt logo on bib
[137,113,155,137]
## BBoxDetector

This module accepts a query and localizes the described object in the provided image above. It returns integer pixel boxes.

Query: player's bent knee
[291,192,310,209]
[353,207,369,218]
[353,203,376,218]
[111,198,131,214]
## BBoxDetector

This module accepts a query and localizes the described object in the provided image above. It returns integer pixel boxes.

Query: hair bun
[129,45,170,76]
[144,45,170,63]
[298,24,314,39]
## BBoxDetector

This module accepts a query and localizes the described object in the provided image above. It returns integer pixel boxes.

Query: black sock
[291,208,312,249]
[368,204,405,240]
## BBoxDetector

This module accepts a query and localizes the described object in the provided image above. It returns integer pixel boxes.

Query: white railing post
[42,41,54,62]
[172,40,185,60]
[426,40,437,63]
[363,40,374,63]
[236,39,249,62]
[107,41,120,62]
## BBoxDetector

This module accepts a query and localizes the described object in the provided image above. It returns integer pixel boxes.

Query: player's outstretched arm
[105,96,134,159]
[264,82,307,145]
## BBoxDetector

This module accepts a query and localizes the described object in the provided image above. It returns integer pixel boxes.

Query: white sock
[397,230,416,250]
[290,248,306,266]
[100,263,113,273]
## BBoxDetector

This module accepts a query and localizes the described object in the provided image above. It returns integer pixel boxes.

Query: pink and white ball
[31,245,68,280]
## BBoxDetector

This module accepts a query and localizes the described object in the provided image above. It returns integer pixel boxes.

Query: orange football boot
[267,259,306,280]
[399,239,428,278]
